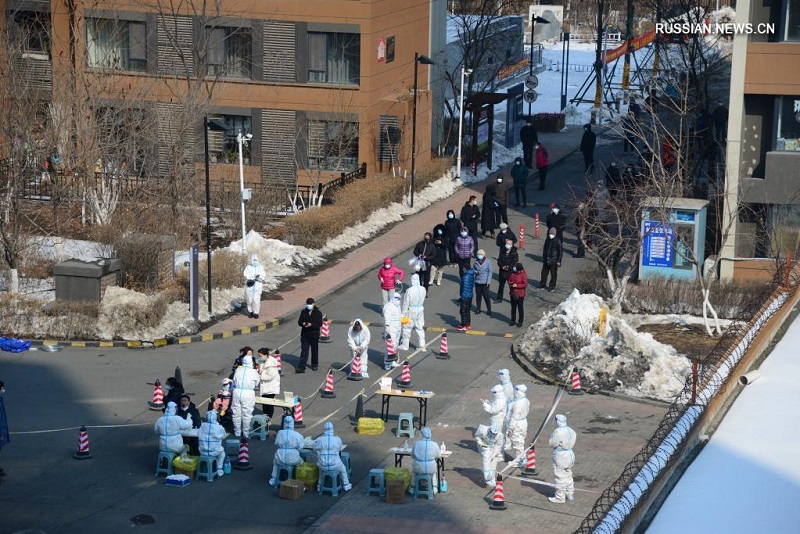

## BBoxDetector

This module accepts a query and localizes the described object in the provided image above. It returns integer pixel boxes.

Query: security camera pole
[237,130,252,253]
[456,66,472,180]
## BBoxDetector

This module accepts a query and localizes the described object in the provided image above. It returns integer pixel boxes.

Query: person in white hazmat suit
[506,384,530,466]
[198,410,227,477]
[154,401,193,455]
[497,368,515,452]
[482,385,507,448]
[314,421,352,491]
[412,426,441,492]
[382,294,403,370]
[548,413,577,503]
[475,422,504,489]
[243,254,266,319]
[400,274,426,350]
[347,318,371,378]
[269,415,305,486]
[232,355,260,437]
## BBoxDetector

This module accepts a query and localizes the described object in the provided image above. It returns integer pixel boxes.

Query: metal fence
[576,278,796,533]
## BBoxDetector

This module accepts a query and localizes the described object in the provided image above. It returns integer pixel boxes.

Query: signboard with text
[642,220,674,268]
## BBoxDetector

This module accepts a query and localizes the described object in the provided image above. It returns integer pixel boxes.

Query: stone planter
[533,114,566,133]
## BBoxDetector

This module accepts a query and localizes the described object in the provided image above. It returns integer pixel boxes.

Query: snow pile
[31,236,107,262]
[516,289,691,402]
[97,286,197,341]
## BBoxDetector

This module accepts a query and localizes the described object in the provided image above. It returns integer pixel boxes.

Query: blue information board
[642,220,674,268]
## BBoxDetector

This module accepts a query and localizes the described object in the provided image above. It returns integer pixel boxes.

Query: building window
[775,96,800,151]
[95,107,150,174]
[207,27,252,78]
[378,115,400,163]
[208,114,252,164]
[307,32,360,85]
[307,120,359,171]
[86,18,147,72]
[10,11,50,54]
[784,0,800,41]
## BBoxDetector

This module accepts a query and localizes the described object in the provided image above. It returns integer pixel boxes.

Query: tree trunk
[9,268,19,294]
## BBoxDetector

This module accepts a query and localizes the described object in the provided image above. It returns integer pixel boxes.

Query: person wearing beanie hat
[314,421,352,491]
[508,262,529,327]
[494,175,509,224]
[473,248,493,316]
[495,238,519,304]
[297,297,324,373]
[269,415,305,486]
[495,222,517,259]
[549,414,577,503]
[199,411,227,478]
[546,204,567,243]
[540,226,563,292]
[243,254,266,318]
[232,354,260,437]
[154,401,192,455]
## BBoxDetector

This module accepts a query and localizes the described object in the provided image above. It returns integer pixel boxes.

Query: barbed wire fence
[576,276,797,533]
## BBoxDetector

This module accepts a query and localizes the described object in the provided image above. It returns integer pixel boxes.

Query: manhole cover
[130,514,155,526]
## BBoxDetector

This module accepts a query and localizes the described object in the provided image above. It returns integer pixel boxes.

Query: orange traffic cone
[320,369,336,398]
[348,353,364,381]
[293,397,305,428]
[521,445,538,477]
[534,212,540,239]
[320,316,331,343]
[568,367,584,395]
[233,436,252,470]
[274,349,284,376]
[396,360,413,388]
[385,335,398,367]
[148,379,165,410]
[73,426,93,460]
[436,333,450,360]
[489,474,508,510]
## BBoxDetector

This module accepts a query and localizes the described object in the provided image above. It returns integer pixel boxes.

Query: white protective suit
[347,318,371,377]
[269,416,305,486]
[482,385,507,452]
[243,254,267,317]
[382,295,403,369]
[506,385,530,467]
[548,414,577,503]
[232,355,260,437]
[498,369,515,452]
[412,427,441,492]
[258,353,280,396]
[198,411,227,477]
[401,274,426,350]
[476,423,504,488]
[154,401,192,454]
[314,421,351,491]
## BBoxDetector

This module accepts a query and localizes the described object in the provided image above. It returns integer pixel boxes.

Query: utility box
[54,258,121,302]
[639,197,709,281]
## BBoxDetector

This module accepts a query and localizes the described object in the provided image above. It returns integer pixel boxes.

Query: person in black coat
[412,232,436,290]
[545,204,567,243]
[580,124,597,173]
[494,223,517,256]
[481,184,498,237]
[177,394,202,455]
[494,241,519,303]
[539,228,563,291]
[520,120,539,168]
[296,298,324,373]
[605,162,622,197]
[444,209,462,265]
[460,196,480,252]
[430,224,449,286]
[162,377,184,411]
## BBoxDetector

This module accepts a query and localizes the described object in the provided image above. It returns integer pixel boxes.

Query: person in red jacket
[535,144,550,191]
[377,257,405,304]
[507,262,528,327]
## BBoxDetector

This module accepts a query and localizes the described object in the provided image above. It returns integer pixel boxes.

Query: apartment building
[722,0,800,279]
[3,0,445,193]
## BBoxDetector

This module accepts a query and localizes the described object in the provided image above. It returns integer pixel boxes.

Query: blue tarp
[0,337,31,353]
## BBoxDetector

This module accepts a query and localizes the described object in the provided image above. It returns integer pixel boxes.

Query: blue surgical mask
[448,214,454,219]
[505,244,511,250]
[477,254,484,260]
[437,230,443,235]
[553,208,560,214]
[251,260,258,267]
[306,304,314,311]
[460,231,468,237]
[165,385,172,391]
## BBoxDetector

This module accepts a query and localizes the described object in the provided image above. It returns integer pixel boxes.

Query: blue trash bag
[0,337,31,353]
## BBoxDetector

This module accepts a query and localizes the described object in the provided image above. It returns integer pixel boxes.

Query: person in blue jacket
[458,267,476,331]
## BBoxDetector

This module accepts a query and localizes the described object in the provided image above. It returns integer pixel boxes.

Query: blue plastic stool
[197,455,217,482]
[276,464,295,484]
[340,452,352,477]
[318,469,343,496]
[250,414,269,441]
[412,473,435,500]
[155,451,176,477]
[396,412,415,438]
[366,468,386,497]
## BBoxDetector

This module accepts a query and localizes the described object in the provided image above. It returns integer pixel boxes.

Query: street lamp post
[560,22,571,110]
[411,52,435,208]
[528,14,550,115]
[237,130,252,252]
[203,117,228,315]
[456,66,472,180]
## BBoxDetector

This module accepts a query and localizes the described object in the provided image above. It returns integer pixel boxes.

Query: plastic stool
[412,473,434,500]
[225,438,240,459]
[340,452,352,476]
[366,468,386,497]
[155,451,176,477]
[276,464,295,484]
[396,412,415,438]
[250,414,269,441]
[299,449,313,463]
[197,455,217,482]
[318,469,343,496]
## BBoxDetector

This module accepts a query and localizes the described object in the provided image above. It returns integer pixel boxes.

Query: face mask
[553,208,560,214]
[251,261,258,267]
[460,231,468,237]
[257,357,265,364]
[512,267,518,272]
[306,304,314,311]
[505,244,511,250]
[496,179,502,184]
[384,263,391,269]
[437,230,443,235]
[0,387,5,396]
[165,385,172,391]
[477,254,484,260]
[549,234,557,240]
[448,214,454,219]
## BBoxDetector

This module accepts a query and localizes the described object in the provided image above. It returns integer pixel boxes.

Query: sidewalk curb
[26,138,584,350]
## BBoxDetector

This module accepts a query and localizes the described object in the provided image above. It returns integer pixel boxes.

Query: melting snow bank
[594,292,788,533]
[515,290,691,402]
